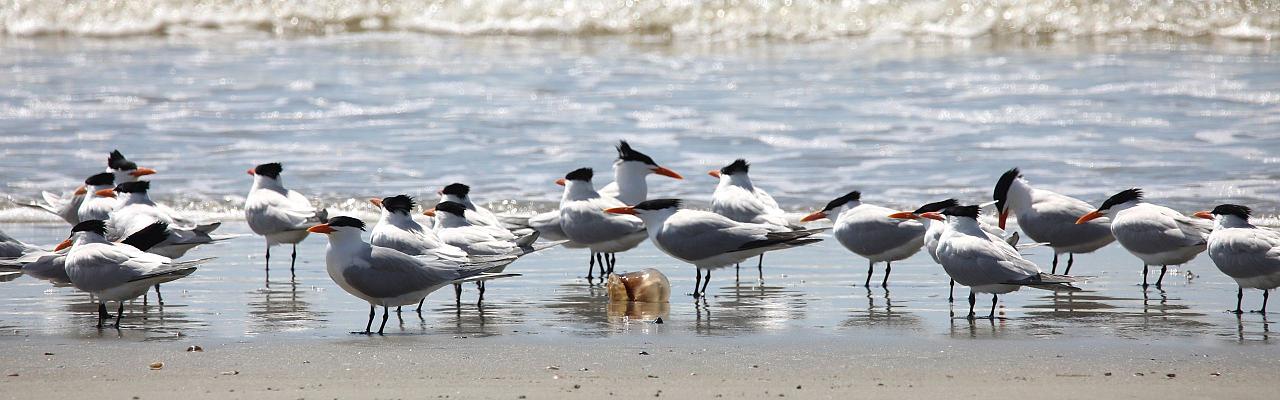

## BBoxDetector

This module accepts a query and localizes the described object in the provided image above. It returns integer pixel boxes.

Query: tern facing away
[57,220,211,328]
[1197,204,1280,314]
[1078,189,1210,288]
[309,216,518,335]
[931,205,1084,319]
[607,199,823,298]
[993,168,1115,274]
[802,191,925,288]
[709,159,790,281]
[557,167,648,283]
[244,163,328,275]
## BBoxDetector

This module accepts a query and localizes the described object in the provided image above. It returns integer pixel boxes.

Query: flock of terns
[3,143,1279,335]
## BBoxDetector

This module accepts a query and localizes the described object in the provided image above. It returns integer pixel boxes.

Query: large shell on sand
[606,268,670,303]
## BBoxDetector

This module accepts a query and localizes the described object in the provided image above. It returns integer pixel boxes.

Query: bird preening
[4,149,1274,332]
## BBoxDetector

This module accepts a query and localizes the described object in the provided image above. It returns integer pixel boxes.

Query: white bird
[76,172,119,222]
[244,163,327,275]
[598,141,683,206]
[436,183,518,239]
[427,201,554,302]
[557,167,648,282]
[7,222,172,289]
[889,199,1033,301]
[709,159,789,280]
[606,199,823,298]
[17,150,156,225]
[931,205,1084,319]
[801,191,925,288]
[1197,204,1280,314]
[993,168,1115,274]
[1077,188,1210,288]
[57,220,211,328]
[101,181,224,259]
[307,216,517,335]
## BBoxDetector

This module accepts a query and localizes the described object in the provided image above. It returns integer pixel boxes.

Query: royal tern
[427,201,554,302]
[57,220,211,327]
[1077,189,1210,287]
[888,198,961,299]
[6,222,184,290]
[102,181,223,259]
[0,228,41,259]
[931,205,1084,319]
[1196,204,1280,314]
[370,194,500,309]
[598,141,683,206]
[76,172,118,222]
[993,168,1115,274]
[18,150,156,224]
[437,183,519,239]
[106,150,157,184]
[244,163,327,274]
[606,199,823,298]
[709,159,789,280]
[801,191,925,288]
[557,167,648,282]
[308,216,518,335]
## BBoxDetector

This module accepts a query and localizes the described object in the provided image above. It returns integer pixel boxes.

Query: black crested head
[992,168,1021,213]
[114,181,150,193]
[253,163,283,179]
[913,198,959,214]
[107,150,137,171]
[441,183,470,197]
[1099,188,1143,211]
[616,141,657,165]
[823,190,861,211]
[720,159,750,176]
[565,167,593,182]
[70,220,108,236]
[382,195,415,214]
[435,201,468,217]
[85,172,115,186]
[941,205,981,219]
[326,216,366,231]
[1211,204,1251,220]
[634,198,681,211]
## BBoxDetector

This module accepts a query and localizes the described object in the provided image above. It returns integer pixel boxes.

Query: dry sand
[2,331,1276,400]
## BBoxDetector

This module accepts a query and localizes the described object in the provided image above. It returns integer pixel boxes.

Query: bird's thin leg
[989,294,998,319]
[696,266,706,298]
[97,302,108,328]
[1262,290,1270,314]
[967,290,976,320]
[378,306,390,335]
[948,279,955,303]
[757,254,764,283]
[596,253,606,279]
[864,261,874,287]
[416,298,425,313]
[1064,253,1075,275]
[1156,265,1167,287]
[608,253,616,275]
[476,281,486,304]
[290,244,297,277]
[153,284,164,306]
[881,261,891,288]
[453,283,462,306]
[1233,286,1244,314]
[1051,253,1059,274]
[701,269,712,297]
[363,304,374,334]
[265,245,270,270]
[114,302,124,328]
[1142,264,1149,288]
[396,306,402,314]
[735,263,740,282]
[587,252,597,283]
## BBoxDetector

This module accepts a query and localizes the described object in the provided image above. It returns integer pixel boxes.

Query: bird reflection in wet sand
[694,281,807,335]
[431,300,526,338]
[246,279,327,334]
[1236,314,1271,343]
[543,282,613,336]
[950,315,1007,339]
[63,293,199,337]
[842,288,920,328]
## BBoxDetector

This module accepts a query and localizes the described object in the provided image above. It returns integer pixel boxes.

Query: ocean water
[0,1,1279,344]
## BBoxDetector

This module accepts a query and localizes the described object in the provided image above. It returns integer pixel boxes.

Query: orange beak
[998,210,1009,230]
[1075,210,1104,225]
[555,178,566,186]
[94,188,116,198]
[73,185,87,196]
[651,166,683,180]
[368,198,383,208]
[246,168,255,176]
[54,239,73,251]
[919,212,945,221]
[605,206,637,215]
[1193,211,1214,220]
[887,211,918,220]
[800,211,828,222]
[130,167,157,177]
[423,208,436,217]
[306,224,335,234]
[707,170,721,179]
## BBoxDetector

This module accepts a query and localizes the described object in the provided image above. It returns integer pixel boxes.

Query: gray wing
[712,186,788,227]
[343,247,464,299]
[245,189,317,234]
[655,211,773,261]
[1113,208,1208,254]
[939,234,1039,286]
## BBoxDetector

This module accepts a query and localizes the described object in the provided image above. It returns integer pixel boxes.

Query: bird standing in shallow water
[1078,188,1209,288]
[1197,204,1280,314]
